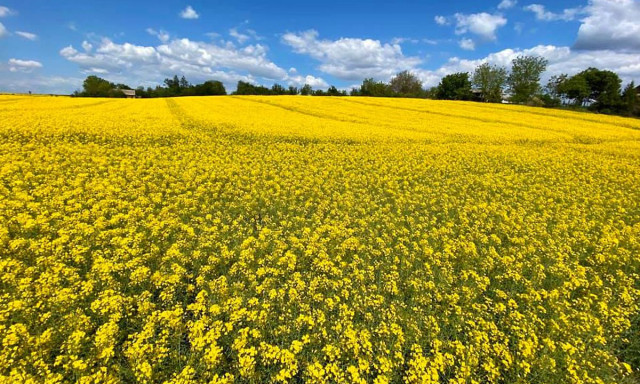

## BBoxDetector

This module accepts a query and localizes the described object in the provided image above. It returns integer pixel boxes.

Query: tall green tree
[557,75,590,106]
[271,83,287,95]
[622,81,638,116]
[545,74,568,99]
[326,85,345,96]
[193,80,226,96]
[80,75,117,97]
[472,63,507,103]
[300,84,313,96]
[508,55,548,104]
[436,72,472,100]
[389,70,423,97]
[359,78,393,97]
[578,68,622,112]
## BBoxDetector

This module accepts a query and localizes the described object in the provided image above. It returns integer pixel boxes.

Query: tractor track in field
[230,96,367,125]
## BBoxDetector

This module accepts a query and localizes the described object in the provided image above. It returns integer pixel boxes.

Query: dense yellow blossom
[1,94,639,383]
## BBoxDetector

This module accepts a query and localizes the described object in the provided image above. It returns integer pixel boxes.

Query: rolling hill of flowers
[1,95,639,383]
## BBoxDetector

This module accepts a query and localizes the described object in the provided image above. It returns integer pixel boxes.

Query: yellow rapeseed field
[1,94,639,383]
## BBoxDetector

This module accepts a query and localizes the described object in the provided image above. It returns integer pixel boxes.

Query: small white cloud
[286,74,328,88]
[8,58,43,72]
[498,0,517,10]
[459,38,475,50]
[0,6,13,17]
[86,67,109,74]
[454,12,507,41]
[180,5,199,19]
[59,45,78,57]
[391,37,420,45]
[524,4,582,21]
[82,40,93,52]
[514,22,524,34]
[15,31,37,40]
[68,22,77,31]
[434,15,449,25]
[229,28,250,44]
[0,22,6,38]
[146,28,170,43]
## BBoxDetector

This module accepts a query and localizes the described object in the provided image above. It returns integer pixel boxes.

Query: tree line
[233,82,347,96]
[428,56,638,117]
[73,56,639,118]
[74,75,227,98]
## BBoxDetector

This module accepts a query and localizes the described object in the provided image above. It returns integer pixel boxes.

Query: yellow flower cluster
[1,94,639,383]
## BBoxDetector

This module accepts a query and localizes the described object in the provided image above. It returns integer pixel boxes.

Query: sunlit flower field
[1,94,639,383]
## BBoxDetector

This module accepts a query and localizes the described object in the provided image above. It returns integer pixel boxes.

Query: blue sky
[1,0,639,93]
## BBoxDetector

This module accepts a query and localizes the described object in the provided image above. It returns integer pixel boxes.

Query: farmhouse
[122,89,136,98]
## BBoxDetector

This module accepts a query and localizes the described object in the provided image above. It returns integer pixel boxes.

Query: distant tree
[234,81,253,95]
[359,78,392,97]
[194,80,226,96]
[389,70,423,97]
[326,85,345,96]
[545,74,568,99]
[271,83,286,95]
[424,87,438,99]
[539,94,561,108]
[80,75,117,97]
[350,87,361,96]
[288,86,299,95]
[472,63,507,103]
[135,86,147,98]
[622,81,638,116]
[436,72,472,100]
[164,75,182,96]
[114,83,132,90]
[179,76,190,89]
[508,55,548,104]
[234,81,271,95]
[578,68,622,112]
[557,75,590,106]
[313,89,326,96]
[300,84,313,96]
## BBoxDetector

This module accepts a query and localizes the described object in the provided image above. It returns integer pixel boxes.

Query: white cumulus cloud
[524,4,582,21]
[287,74,329,88]
[454,12,507,41]
[281,30,422,81]
[0,6,13,17]
[229,28,250,44]
[8,58,43,72]
[574,0,640,52]
[146,28,170,43]
[59,36,321,91]
[417,44,640,88]
[459,38,476,51]
[498,0,517,9]
[82,40,93,52]
[434,15,449,25]
[180,6,199,19]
